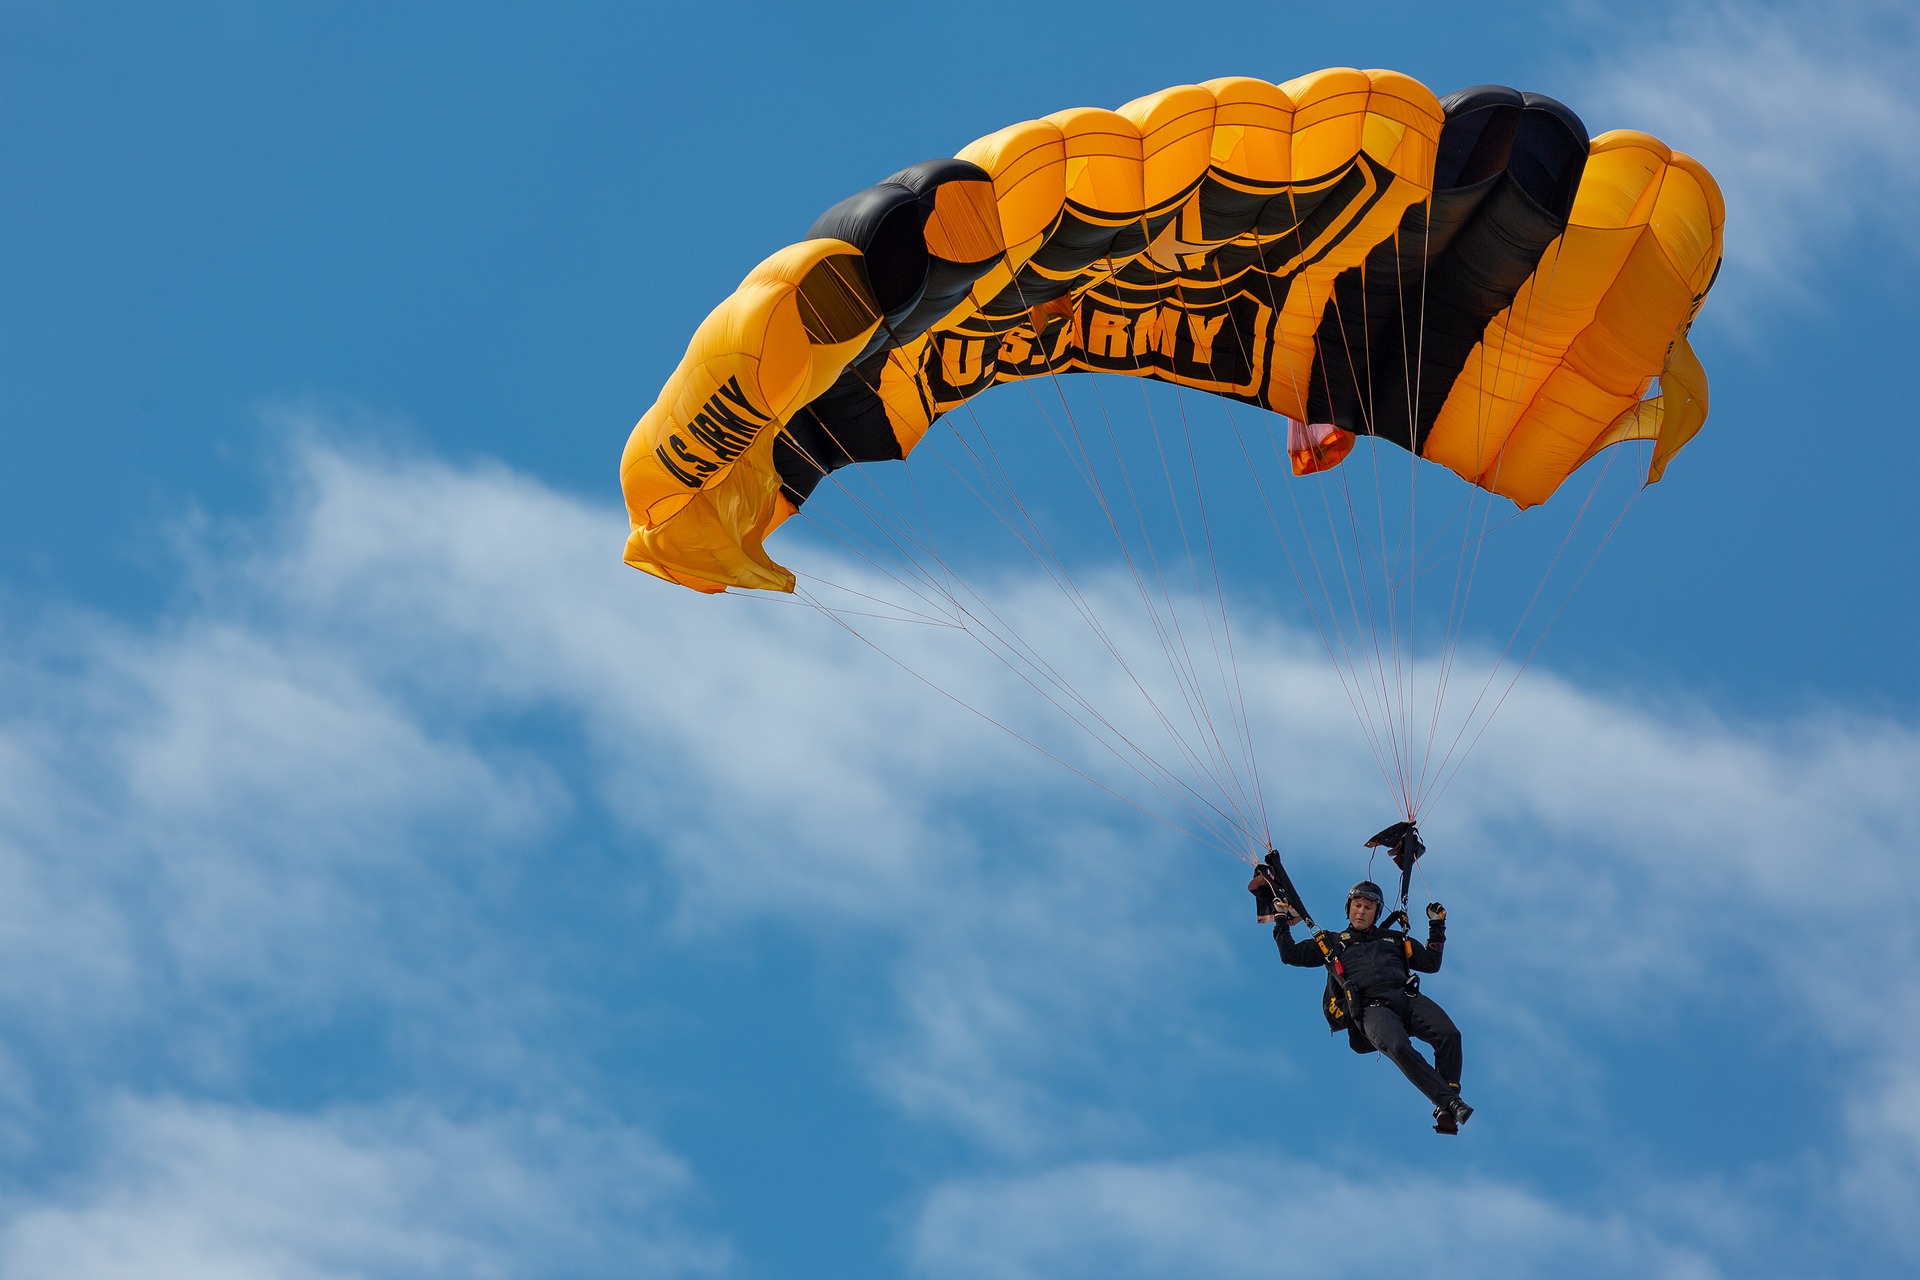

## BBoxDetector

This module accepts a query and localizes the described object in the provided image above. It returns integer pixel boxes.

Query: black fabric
[1438,88,1587,210]
[1250,872,1279,922]
[782,161,1002,505]
[1306,87,1589,452]
[1025,205,1165,276]
[985,205,1183,319]
[807,159,1002,362]
[1261,850,1312,928]
[880,159,1007,352]
[891,252,999,348]
[808,183,929,321]
[1358,995,1462,1104]
[772,352,902,504]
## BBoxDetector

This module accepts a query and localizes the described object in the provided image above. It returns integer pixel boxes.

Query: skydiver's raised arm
[1273,921,1329,968]
[1408,902,1447,973]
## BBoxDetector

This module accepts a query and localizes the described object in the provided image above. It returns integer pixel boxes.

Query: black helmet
[1346,881,1385,907]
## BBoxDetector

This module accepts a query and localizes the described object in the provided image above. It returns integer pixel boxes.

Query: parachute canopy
[621,69,1723,594]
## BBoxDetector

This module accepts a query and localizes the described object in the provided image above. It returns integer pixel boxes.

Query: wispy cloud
[911,1154,1739,1280]
[1,431,1916,1270]
[1570,1,1920,302]
[0,1098,725,1280]
[0,607,562,1055]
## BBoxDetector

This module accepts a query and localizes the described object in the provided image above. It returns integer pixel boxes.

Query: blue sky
[2,2,1917,1277]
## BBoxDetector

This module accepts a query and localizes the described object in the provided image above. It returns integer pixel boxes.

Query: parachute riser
[1257,849,1317,932]
[1365,820,1426,915]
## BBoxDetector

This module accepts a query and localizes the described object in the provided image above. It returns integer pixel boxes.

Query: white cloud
[245,445,1028,925]
[1571,1,1920,300]
[1841,1062,1920,1247]
[910,1155,1730,1280]
[2,431,1918,1269]
[83,441,1920,1067]
[860,819,1244,1155]
[0,1097,725,1280]
[0,613,563,1057]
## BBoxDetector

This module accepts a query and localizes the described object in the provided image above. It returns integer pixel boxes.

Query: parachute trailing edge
[620,68,1724,594]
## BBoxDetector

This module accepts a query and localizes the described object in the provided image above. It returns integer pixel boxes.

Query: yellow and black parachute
[621,69,1722,594]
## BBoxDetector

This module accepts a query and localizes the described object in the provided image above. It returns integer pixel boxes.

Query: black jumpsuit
[1274,919,1462,1106]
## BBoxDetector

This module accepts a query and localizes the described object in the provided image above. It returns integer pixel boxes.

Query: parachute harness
[1264,826,1430,1038]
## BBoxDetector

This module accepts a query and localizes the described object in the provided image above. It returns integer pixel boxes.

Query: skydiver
[1258,876,1473,1134]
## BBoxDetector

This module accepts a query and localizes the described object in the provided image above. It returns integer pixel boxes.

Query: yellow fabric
[620,239,881,590]
[916,69,1443,441]
[1421,133,1724,506]
[1571,335,1711,480]
[1647,334,1710,483]
[621,76,1723,592]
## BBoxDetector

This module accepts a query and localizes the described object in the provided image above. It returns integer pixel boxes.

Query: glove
[1426,901,1447,922]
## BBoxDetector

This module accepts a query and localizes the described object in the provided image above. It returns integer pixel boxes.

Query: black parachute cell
[1306,88,1589,452]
